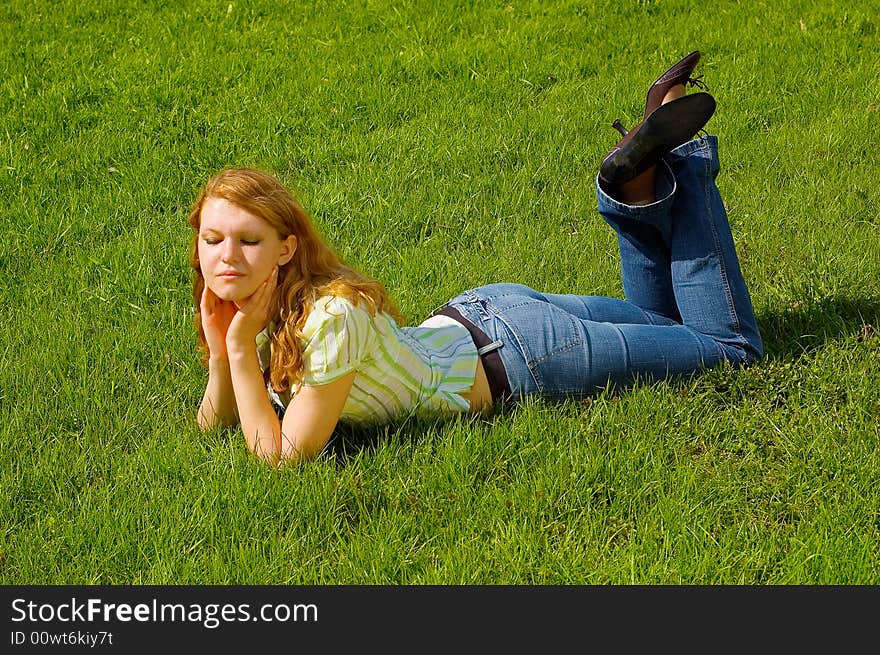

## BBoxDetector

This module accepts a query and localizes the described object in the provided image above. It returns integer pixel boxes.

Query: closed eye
[201,237,261,245]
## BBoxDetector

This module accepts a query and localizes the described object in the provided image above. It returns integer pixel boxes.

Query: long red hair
[188,168,404,393]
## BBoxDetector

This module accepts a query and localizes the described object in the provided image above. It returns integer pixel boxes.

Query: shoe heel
[611,119,629,137]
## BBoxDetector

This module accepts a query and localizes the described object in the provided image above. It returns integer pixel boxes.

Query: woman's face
[198,197,296,304]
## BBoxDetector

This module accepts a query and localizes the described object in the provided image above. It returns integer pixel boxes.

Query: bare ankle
[614,167,657,205]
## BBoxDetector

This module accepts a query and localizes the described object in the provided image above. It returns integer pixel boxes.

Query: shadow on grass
[321,393,536,464]
[756,294,880,359]
[322,416,456,466]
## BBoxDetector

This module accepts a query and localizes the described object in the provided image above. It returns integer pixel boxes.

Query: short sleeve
[300,296,376,386]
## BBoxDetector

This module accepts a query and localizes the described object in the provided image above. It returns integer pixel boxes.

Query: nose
[220,239,240,263]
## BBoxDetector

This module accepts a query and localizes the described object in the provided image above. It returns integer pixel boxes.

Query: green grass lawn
[1,0,878,584]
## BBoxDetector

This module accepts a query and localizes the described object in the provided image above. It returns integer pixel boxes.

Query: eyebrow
[199,228,263,238]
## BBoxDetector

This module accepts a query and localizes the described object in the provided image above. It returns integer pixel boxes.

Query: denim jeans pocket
[483,297,583,395]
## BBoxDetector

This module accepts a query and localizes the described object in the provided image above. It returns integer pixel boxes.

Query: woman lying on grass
[191,50,763,464]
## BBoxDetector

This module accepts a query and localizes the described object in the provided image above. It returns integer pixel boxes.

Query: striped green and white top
[256,295,478,423]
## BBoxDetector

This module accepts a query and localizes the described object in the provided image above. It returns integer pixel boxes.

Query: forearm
[197,356,239,430]
[227,346,282,462]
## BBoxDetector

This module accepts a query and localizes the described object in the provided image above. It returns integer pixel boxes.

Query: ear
[278,234,297,266]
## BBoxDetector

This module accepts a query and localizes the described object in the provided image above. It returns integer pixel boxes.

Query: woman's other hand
[200,285,238,361]
[226,266,279,355]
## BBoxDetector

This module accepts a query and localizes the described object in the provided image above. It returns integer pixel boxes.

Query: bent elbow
[196,411,215,433]
[197,411,238,432]
[279,431,322,464]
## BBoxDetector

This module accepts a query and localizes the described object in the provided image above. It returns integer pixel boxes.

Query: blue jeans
[439,136,763,402]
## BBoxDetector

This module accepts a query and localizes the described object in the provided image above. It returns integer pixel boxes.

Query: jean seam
[533,331,581,364]
[699,140,748,355]
[470,296,491,322]
[486,296,531,310]
[613,325,632,375]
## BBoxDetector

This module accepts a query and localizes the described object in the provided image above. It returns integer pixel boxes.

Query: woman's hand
[226,267,279,356]
[200,285,238,361]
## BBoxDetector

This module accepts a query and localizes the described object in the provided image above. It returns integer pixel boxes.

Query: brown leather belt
[435,305,511,403]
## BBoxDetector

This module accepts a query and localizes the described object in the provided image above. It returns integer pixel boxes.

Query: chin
[215,290,242,302]
[207,280,253,303]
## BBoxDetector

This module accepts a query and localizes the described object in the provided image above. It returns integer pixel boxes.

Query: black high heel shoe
[598,92,716,186]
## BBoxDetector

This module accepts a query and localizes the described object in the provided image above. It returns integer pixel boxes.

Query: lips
[217,271,245,278]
